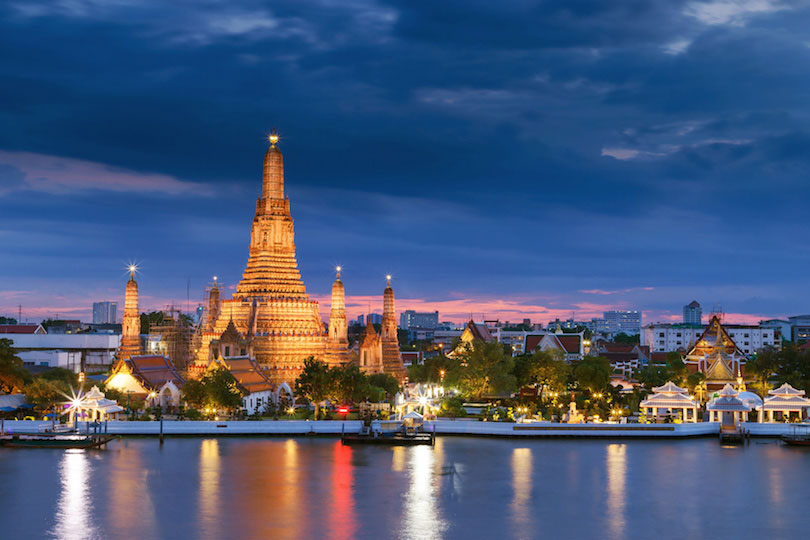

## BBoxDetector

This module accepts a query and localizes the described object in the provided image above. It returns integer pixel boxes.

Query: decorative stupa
[118,265,142,359]
[381,275,407,379]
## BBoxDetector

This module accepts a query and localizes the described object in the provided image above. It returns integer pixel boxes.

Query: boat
[0,433,116,449]
[342,411,435,446]
[781,426,810,447]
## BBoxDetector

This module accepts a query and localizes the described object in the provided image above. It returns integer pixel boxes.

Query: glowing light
[127,263,138,277]
[268,132,279,145]
[287,407,295,415]
[336,266,342,273]
[386,274,392,281]
[213,275,218,281]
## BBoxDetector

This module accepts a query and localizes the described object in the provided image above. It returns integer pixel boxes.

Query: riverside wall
[3,419,807,438]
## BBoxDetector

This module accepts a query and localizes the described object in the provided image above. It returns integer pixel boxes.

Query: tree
[368,373,400,397]
[331,363,370,404]
[744,347,778,396]
[23,378,63,413]
[527,350,570,400]
[139,311,165,334]
[202,368,245,411]
[573,356,611,393]
[447,340,516,399]
[0,338,31,393]
[181,379,207,409]
[38,367,79,389]
[294,357,335,419]
[637,365,673,391]
[613,333,640,345]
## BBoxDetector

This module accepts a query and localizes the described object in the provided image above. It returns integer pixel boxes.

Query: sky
[1,0,810,326]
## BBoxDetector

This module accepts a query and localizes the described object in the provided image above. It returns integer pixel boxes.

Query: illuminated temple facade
[191,134,405,385]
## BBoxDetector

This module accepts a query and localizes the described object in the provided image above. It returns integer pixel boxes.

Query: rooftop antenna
[18,304,22,324]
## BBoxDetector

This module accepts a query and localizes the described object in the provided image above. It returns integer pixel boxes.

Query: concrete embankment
[3,420,807,438]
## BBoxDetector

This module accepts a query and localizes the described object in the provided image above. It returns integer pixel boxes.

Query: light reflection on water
[50,450,98,540]
[198,439,220,540]
[400,445,446,540]
[605,444,626,540]
[510,447,533,538]
[4,438,809,539]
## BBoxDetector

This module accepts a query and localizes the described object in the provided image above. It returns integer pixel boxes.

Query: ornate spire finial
[386,274,391,286]
[336,266,342,279]
[128,264,137,279]
[268,128,279,147]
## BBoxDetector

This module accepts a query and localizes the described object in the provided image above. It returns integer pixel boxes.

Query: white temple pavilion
[706,384,750,429]
[639,381,698,423]
[67,385,125,422]
[757,383,810,422]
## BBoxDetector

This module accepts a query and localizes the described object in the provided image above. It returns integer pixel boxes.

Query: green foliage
[0,338,31,393]
[331,363,370,404]
[636,365,673,390]
[612,333,640,345]
[573,356,611,392]
[139,311,165,334]
[439,396,467,417]
[446,339,516,399]
[294,357,335,419]
[407,354,457,384]
[515,350,571,397]
[0,317,17,324]
[38,367,79,388]
[181,368,244,411]
[746,346,779,396]
[368,373,400,397]
[23,378,64,412]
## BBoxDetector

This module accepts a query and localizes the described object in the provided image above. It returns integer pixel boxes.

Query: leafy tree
[746,347,779,396]
[139,311,165,334]
[0,317,17,324]
[368,373,400,397]
[294,357,335,419]
[331,363,370,404]
[0,338,31,393]
[527,350,570,399]
[408,354,458,384]
[637,365,674,391]
[38,367,79,389]
[685,372,705,393]
[666,352,688,384]
[23,378,63,413]
[181,379,207,409]
[447,340,516,399]
[573,356,611,393]
[202,367,244,411]
[773,344,810,392]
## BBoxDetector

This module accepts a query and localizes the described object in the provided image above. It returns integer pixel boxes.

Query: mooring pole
[160,418,164,445]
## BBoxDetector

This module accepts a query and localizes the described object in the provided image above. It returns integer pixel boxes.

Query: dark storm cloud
[1,0,810,322]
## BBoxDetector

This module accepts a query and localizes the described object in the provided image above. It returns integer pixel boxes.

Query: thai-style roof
[768,383,806,396]
[464,320,494,343]
[0,324,46,334]
[685,316,749,370]
[707,384,751,412]
[640,381,696,409]
[218,355,274,394]
[652,381,688,394]
[109,355,185,393]
[220,319,244,343]
[704,352,736,381]
[760,383,810,411]
[525,333,582,355]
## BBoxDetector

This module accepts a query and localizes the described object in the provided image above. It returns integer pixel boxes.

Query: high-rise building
[358,313,382,326]
[683,301,702,325]
[400,310,439,329]
[92,301,117,324]
[603,310,642,335]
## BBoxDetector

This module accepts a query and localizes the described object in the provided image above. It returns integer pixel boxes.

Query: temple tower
[358,314,383,373]
[205,277,221,332]
[381,276,407,379]
[329,267,348,344]
[193,132,345,385]
[118,265,142,359]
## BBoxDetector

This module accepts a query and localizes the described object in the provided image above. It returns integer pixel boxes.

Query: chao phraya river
[1,437,809,539]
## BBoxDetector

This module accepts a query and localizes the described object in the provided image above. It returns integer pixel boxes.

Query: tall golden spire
[119,264,142,359]
[381,275,406,379]
[262,129,284,201]
[328,266,347,344]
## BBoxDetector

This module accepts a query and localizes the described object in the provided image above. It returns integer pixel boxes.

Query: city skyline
[2,2,810,325]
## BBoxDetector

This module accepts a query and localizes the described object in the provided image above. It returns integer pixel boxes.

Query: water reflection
[108,442,157,539]
[606,444,626,540]
[199,439,221,540]
[510,448,533,538]
[328,442,357,540]
[51,450,98,540]
[400,446,446,540]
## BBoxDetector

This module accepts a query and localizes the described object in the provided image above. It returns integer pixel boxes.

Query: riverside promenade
[4,419,808,438]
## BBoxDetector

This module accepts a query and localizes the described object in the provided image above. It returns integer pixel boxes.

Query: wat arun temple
[185,132,407,385]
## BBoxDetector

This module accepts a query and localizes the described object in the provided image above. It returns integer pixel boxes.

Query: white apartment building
[7,333,121,372]
[642,323,777,355]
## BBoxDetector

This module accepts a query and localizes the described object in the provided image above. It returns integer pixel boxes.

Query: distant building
[683,301,702,325]
[92,301,118,324]
[524,331,585,362]
[603,310,642,336]
[7,333,121,372]
[788,315,810,342]
[400,310,439,330]
[0,323,46,335]
[642,322,778,355]
[357,313,382,326]
[759,319,791,343]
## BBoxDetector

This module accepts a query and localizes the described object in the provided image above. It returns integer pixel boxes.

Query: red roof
[557,335,581,354]
[0,324,42,334]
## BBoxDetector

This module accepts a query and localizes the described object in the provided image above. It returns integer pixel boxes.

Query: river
[1,437,808,539]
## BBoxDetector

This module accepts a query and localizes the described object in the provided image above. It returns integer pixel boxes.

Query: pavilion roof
[220,355,274,394]
[120,355,185,392]
[768,383,806,397]
[640,392,697,409]
[652,381,688,394]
